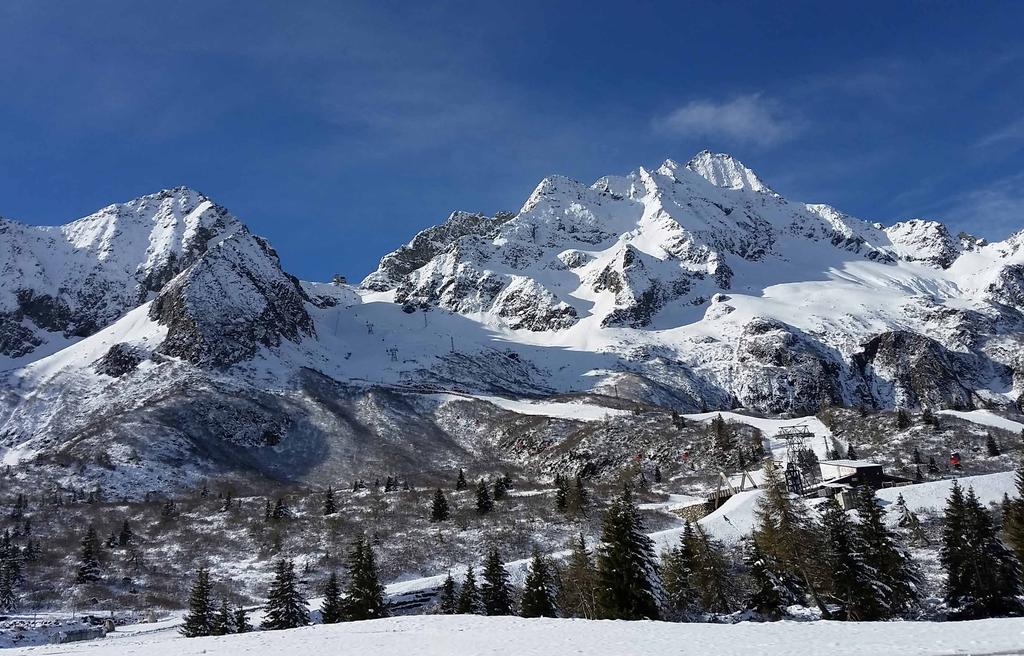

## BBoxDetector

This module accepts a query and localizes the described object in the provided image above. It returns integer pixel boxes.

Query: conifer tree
[743,538,799,621]
[752,460,828,617]
[853,487,919,617]
[0,560,17,613]
[558,533,597,619]
[320,572,344,624]
[456,468,468,491]
[986,433,1001,457]
[211,599,234,635]
[940,480,969,608]
[344,536,388,620]
[475,480,493,515]
[820,499,881,621]
[233,607,251,633]
[1004,460,1024,563]
[262,560,308,630]
[222,490,233,512]
[520,550,557,618]
[567,475,588,516]
[595,488,660,620]
[75,525,102,584]
[271,497,289,521]
[181,568,214,637]
[688,523,736,614]
[456,565,480,614]
[896,408,911,431]
[928,456,940,474]
[118,520,133,547]
[323,486,337,516]
[554,475,569,512]
[944,486,1024,618]
[430,489,450,522]
[653,465,662,484]
[480,546,514,616]
[437,572,457,614]
[660,523,698,618]
[493,476,508,501]
[845,443,858,460]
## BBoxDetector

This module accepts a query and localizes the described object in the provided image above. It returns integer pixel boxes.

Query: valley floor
[13,615,1024,656]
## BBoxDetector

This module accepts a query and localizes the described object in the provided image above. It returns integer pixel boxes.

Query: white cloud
[656,94,798,147]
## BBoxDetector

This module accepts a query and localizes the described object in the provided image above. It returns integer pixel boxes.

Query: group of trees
[941,481,1023,618]
[429,472,515,522]
[181,535,387,637]
[553,474,588,515]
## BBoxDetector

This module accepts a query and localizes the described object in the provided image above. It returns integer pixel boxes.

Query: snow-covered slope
[23,611,1024,656]
[2,151,1024,493]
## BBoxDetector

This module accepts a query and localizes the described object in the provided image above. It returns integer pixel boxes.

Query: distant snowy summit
[2,152,1024,494]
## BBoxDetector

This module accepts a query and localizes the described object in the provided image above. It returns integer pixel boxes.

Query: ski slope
[938,409,1024,434]
[15,615,1024,656]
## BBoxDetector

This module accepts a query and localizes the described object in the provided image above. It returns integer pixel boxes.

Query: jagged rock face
[853,331,975,409]
[885,219,961,268]
[731,318,842,414]
[362,211,511,291]
[0,188,241,358]
[149,234,314,367]
[987,264,1024,312]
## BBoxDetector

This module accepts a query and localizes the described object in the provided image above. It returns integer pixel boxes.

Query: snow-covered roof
[819,459,882,468]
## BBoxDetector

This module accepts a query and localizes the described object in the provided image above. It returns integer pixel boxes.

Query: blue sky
[2,1,1023,281]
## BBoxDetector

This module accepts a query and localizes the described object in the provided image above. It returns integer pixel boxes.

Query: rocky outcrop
[150,234,313,367]
[853,330,975,409]
[731,318,843,414]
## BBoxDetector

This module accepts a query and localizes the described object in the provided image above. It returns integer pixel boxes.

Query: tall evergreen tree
[430,489,450,522]
[554,475,569,512]
[520,550,557,618]
[262,560,308,630]
[437,572,457,614]
[74,525,102,584]
[853,487,919,617]
[687,523,736,614]
[595,488,660,620]
[943,486,1024,618]
[320,571,344,624]
[480,546,514,615]
[233,607,251,633]
[751,460,827,616]
[211,599,234,635]
[180,568,214,637]
[118,520,133,547]
[475,480,493,515]
[660,522,698,618]
[845,443,858,460]
[819,499,882,621]
[344,536,388,620]
[323,486,337,516]
[456,468,468,491]
[1004,460,1024,564]
[493,476,508,501]
[558,533,597,619]
[986,433,1001,457]
[456,565,480,614]
[567,475,588,516]
[743,538,800,621]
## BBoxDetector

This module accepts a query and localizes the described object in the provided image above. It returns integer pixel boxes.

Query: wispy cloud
[655,94,799,147]
[975,116,1024,149]
[929,172,1024,239]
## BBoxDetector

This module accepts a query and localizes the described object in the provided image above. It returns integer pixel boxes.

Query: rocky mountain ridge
[1,152,1023,493]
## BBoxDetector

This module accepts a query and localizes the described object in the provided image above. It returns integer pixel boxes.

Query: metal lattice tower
[778,424,814,464]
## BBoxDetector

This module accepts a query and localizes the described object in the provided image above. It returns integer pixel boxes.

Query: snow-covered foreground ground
[15,615,1024,656]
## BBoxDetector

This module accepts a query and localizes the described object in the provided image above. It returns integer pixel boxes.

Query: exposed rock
[93,343,145,377]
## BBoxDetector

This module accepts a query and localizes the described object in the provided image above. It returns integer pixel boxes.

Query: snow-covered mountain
[2,152,1024,493]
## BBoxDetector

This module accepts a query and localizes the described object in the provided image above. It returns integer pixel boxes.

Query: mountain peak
[685,150,775,195]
